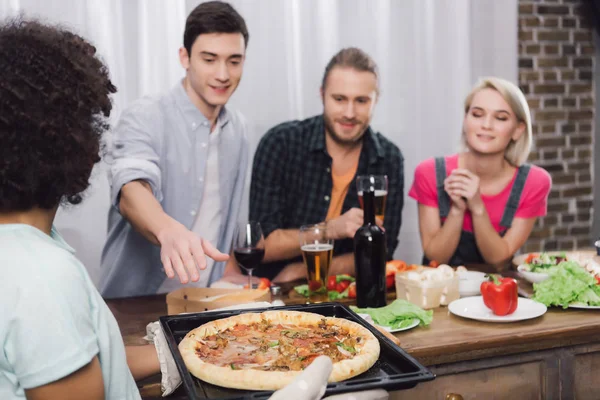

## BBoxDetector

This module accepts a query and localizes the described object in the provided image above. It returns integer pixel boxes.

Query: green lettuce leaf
[328,289,348,301]
[294,284,309,297]
[533,261,597,308]
[351,299,433,328]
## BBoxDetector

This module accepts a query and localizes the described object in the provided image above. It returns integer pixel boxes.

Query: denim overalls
[422,157,531,266]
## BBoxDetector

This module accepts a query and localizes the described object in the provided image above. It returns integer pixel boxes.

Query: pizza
[178,310,380,391]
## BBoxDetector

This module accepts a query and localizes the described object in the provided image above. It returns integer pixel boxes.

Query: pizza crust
[178,310,380,390]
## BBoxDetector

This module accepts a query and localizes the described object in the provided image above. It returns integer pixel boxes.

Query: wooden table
[107,274,600,400]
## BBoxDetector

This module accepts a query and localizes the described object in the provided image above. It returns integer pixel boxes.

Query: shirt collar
[171,80,231,130]
[50,226,76,254]
[309,114,384,164]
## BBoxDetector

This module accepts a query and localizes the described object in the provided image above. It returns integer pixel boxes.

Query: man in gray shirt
[100,1,249,298]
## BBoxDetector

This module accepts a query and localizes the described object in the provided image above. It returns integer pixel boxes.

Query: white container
[517,265,550,284]
[457,270,487,297]
[395,267,459,309]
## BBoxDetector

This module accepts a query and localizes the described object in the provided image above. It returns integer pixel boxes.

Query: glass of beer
[356,175,388,222]
[299,224,333,303]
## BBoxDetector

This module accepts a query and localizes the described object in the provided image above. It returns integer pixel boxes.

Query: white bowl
[517,265,550,284]
[457,270,487,297]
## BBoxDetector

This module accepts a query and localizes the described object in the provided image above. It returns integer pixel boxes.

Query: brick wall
[518,0,595,252]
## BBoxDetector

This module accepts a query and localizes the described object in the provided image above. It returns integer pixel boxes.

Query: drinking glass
[233,221,265,289]
[299,224,333,303]
[356,175,388,222]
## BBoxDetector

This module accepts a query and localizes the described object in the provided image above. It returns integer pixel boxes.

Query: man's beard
[323,113,367,146]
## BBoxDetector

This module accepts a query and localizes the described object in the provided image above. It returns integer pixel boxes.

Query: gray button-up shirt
[99,82,248,298]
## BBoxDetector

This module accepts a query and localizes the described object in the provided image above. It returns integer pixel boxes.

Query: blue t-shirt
[0,224,140,399]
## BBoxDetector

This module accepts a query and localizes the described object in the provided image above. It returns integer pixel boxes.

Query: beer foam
[358,190,388,196]
[301,244,334,252]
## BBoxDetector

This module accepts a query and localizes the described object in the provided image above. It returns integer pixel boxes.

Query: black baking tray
[160,302,435,399]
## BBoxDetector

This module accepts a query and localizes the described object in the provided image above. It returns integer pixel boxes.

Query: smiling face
[179,32,245,113]
[463,88,525,157]
[321,66,378,145]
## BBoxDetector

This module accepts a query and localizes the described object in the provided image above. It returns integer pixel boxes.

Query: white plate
[517,265,550,284]
[379,319,420,333]
[357,314,420,333]
[512,250,597,267]
[568,303,600,310]
[448,296,547,322]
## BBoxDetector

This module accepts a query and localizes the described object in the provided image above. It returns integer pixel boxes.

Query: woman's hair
[462,77,532,166]
[0,18,117,211]
[183,0,249,55]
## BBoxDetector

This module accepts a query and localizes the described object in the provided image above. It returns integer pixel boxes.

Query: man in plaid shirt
[227,48,404,282]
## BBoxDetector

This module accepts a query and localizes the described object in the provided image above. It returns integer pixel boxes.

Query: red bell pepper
[480,275,518,316]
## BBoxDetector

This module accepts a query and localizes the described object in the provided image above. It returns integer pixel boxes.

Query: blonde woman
[409,77,551,267]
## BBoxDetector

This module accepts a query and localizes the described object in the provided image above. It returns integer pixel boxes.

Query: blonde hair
[462,77,532,166]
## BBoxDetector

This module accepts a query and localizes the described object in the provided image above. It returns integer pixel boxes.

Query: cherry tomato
[327,276,338,291]
[257,278,271,290]
[386,274,395,289]
[336,280,351,292]
[308,280,323,292]
[347,283,357,299]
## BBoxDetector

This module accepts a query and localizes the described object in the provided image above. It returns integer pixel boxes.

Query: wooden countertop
[106,267,600,398]
[107,293,600,366]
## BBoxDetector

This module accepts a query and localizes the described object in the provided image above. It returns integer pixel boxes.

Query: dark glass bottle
[354,189,387,308]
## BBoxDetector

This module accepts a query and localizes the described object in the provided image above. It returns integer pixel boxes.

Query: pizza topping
[193,318,364,371]
[336,345,353,357]
[336,342,356,354]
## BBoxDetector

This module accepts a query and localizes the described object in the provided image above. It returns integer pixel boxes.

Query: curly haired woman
[0,19,159,399]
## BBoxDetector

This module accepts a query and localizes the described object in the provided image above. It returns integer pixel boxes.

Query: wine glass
[233,221,265,289]
[356,175,388,222]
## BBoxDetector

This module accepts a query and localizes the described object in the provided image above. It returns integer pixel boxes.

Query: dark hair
[183,1,249,55]
[0,18,116,212]
[321,47,379,93]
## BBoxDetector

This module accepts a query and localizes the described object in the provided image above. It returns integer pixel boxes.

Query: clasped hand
[444,168,484,214]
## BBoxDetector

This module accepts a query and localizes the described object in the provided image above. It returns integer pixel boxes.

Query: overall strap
[499,164,531,228]
[435,157,451,218]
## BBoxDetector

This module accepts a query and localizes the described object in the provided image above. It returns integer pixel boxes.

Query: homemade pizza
[178,310,380,390]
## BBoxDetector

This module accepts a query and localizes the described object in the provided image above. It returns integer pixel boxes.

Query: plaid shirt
[250,115,404,279]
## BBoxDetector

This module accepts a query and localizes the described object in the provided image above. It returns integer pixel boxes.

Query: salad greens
[293,284,350,301]
[532,261,600,308]
[524,252,567,273]
[351,299,433,329]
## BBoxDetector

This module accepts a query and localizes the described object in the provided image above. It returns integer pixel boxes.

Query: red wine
[234,247,265,269]
[354,190,387,308]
